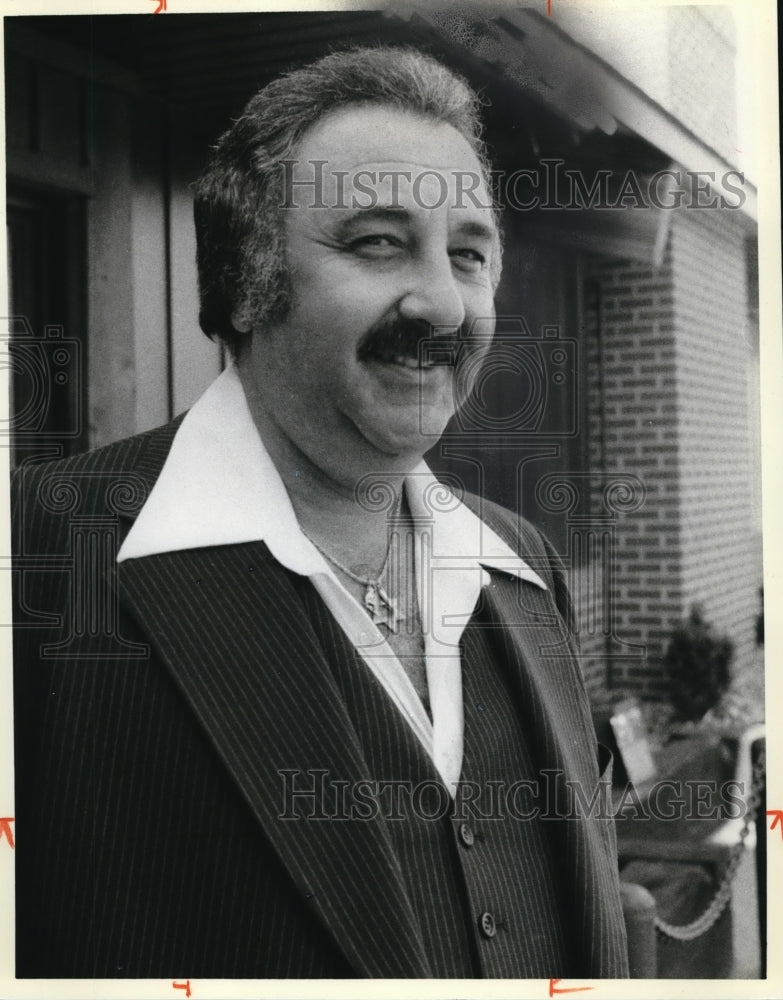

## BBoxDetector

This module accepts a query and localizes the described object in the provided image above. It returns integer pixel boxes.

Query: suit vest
[296,576,577,978]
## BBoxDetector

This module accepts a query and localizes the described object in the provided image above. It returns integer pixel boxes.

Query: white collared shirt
[117,365,547,791]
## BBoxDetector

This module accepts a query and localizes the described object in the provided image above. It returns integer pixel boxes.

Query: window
[6,188,87,466]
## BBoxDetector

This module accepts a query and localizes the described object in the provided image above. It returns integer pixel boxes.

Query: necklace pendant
[364,583,378,617]
[377,584,393,629]
[365,583,399,631]
[364,582,396,628]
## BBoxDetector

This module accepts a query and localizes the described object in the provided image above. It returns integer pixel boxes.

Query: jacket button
[459,822,475,847]
[479,911,496,938]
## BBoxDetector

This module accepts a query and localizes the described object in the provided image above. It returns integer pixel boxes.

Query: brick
[581,206,760,699]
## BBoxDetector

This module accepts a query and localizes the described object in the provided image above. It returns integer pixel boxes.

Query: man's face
[236,104,499,485]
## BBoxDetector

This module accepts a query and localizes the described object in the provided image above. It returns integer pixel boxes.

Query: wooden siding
[5,22,222,451]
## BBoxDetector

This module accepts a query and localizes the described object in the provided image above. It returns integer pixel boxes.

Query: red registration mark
[549,980,594,996]
[768,809,783,840]
[0,817,14,849]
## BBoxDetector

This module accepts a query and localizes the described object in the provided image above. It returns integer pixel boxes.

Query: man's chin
[352,410,451,462]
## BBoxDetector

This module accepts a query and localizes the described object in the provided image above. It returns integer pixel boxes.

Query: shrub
[663,605,733,722]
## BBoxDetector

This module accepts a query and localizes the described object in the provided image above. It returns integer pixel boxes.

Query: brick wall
[579,206,760,700]
[669,207,760,676]
[580,247,680,698]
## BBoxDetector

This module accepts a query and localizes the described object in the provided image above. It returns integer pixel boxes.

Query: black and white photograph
[1,1,780,996]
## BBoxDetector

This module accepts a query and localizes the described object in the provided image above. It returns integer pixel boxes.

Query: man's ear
[230,302,253,334]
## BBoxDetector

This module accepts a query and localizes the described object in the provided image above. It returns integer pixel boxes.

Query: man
[13,46,628,979]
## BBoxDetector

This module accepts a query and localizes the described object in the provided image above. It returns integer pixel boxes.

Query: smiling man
[13,47,628,979]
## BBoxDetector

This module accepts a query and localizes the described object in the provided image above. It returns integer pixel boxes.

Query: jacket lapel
[478,574,628,977]
[110,426,430,978]
[116,543,430,977]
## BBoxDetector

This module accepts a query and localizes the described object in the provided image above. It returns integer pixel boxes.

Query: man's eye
[350,234,400,253]
[450,248,487,270]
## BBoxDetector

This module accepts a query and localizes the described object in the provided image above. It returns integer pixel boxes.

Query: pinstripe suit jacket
[12,419,629,979]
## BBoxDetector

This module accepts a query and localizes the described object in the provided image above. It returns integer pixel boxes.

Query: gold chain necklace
[301,496,404,630]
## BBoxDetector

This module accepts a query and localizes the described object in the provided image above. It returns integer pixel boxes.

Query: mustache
[356,316,472,366]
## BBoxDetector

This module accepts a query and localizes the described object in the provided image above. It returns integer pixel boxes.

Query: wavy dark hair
[193,45,498,354]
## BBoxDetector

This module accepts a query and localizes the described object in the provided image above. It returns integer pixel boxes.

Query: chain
[654,743,766,942]
[300,493,404,628]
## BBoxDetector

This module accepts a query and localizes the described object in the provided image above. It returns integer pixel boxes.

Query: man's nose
[397,253,466,331]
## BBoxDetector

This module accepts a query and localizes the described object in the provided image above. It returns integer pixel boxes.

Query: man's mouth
[357,317,460,371]
[368,349,442,370]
